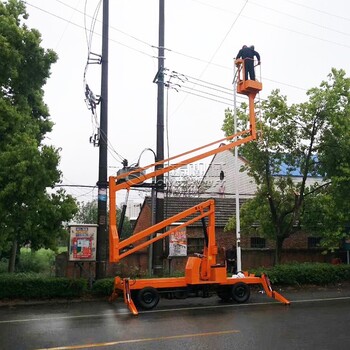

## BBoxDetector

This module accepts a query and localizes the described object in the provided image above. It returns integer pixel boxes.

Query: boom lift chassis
[109,60,290,315]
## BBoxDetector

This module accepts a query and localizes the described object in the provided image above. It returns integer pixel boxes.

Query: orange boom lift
[109,61,290,315]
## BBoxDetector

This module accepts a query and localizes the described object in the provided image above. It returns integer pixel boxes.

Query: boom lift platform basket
[108,62,290,315]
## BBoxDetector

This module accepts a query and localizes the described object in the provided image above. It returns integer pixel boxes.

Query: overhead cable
[26,1,309,92]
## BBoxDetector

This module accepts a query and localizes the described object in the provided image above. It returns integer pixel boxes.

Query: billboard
[169,227,187,257]
[68,224,97,261]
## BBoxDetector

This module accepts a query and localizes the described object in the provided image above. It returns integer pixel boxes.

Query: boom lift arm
[108,65,290,315]
[109,129,256,263]
[109,65,261,262]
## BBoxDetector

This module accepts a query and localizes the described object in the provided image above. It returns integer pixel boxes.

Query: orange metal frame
[108,66,289,315]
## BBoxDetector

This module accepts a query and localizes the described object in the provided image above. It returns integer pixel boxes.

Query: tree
[318,70,350,216]
[223,69,350,264]
[0,0,78,271]
[74,200,133,239]
[74,200,98,224]
[303,69,350,249]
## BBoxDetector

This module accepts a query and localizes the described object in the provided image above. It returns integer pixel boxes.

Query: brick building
[84,149,332,277]
[130,195,329,275]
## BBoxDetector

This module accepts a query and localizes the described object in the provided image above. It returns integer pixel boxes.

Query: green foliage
[117,207,133,239]
[74,200,133,238]
[1,263,350,300]
[251,263,350,285]
[16,249,55,274]
[74,200,98,224]
[91,278,114,296]
[0,0,78,270]
[0,274,87,299]
[302,186,348,252]
[0,258,7,273]
[0,247,68,274]
[223,70,350,263]
[317,69,350,217]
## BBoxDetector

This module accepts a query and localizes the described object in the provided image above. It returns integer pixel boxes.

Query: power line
[163,68,256,99]
[171,86,235,107]
[25,1,155,58]
[190,0,350,50]
[164,47,230,71]
[26,0,309,93]
[161,68,258,104]
[99,128,127,163]
[165,69,235,97]
[283,0,350,22]
[201,0,248,75]
[250,0,350,38]
[167,79,237,105]
[53,0,82,50]
[251,14,350,50]
[57,179,98,201]
[169,0,248,116]
[84,0,102,53]
[56,0,156,48]
[181,73,233,93]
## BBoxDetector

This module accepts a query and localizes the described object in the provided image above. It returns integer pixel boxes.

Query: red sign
[69,225,97,261]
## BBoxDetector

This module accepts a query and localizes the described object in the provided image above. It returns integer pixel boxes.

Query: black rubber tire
[231,282,250,303]
[135,287,160,310]
[217,286,233,302]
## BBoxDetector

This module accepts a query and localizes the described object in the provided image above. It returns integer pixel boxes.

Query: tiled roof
[144,196,247,227]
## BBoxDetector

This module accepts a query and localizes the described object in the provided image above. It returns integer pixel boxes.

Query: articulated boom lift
[109,64,290,315]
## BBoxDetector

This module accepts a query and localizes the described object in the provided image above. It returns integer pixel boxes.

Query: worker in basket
[236,44,261,81]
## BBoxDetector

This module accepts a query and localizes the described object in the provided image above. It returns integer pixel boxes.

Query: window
[308,237,321,249]
[250,237,266,249]
[187,238,204,254]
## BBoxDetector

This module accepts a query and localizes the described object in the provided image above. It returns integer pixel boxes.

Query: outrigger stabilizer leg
[109,277,139,315]
[261,274,290,305]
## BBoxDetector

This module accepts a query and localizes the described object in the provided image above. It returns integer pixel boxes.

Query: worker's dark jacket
[236,47,260,80]
[236,47,260,62]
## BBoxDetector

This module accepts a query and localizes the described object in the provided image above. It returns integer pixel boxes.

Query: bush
[91,278,114,296]
[17,249,56,274]
[251,263,350,286]
[0,273,87,299]
[1,263,350,301]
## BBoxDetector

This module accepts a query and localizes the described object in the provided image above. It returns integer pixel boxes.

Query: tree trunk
[274,236,284,265]
[8,238,18,273]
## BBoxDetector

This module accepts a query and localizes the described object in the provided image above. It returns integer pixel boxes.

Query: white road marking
[1,295,350,324]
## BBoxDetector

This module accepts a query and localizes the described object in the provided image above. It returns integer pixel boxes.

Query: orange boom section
[108,63,289,315]
[109,65,262,262]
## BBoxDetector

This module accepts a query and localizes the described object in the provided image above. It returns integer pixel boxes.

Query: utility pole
[233,61,242,272]
[153,0,165,276]
[96,0,109,279]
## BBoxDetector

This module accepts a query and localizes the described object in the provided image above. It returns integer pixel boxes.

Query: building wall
[59,196,331,278]
[113,203,329,276]
[202,150,323,199]
[202,150,257,198]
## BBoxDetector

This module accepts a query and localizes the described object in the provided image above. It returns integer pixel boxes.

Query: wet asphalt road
[1,285,350,350]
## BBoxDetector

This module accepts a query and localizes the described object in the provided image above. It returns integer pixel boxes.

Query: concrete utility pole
[233,62,242,272]
[96,0,109,279]
[153,0,165,276]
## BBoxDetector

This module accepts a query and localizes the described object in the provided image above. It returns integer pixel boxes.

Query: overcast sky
[24,0,350,204]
